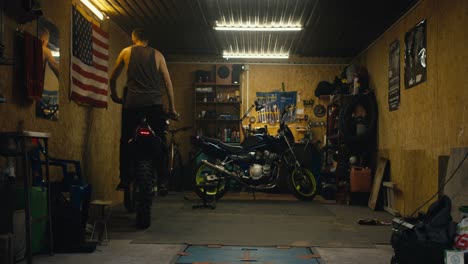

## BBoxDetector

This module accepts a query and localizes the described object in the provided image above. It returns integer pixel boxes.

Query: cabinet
[194,82,242,143]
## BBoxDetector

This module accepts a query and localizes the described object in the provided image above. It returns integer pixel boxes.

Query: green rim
[291,168,317,197]
[195,164,225,196]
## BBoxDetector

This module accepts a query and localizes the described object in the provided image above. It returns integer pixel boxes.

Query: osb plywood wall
[358,0,468,215]
[0,0,130,203]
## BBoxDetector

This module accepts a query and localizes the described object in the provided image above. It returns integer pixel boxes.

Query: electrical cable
[393,152,468,231]
[407,151,468,218]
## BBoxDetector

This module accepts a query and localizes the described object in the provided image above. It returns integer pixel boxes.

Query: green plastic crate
[15,187,47,254]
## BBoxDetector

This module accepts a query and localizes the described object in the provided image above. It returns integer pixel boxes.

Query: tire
[193,161,226,201]
[169,147,184,192]
[123,183,135,213]
[339,92,378,144]
[135,160,154,229]
[289,167,318,201]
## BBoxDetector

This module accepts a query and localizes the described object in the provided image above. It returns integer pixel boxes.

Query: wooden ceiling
[91,0,418,60]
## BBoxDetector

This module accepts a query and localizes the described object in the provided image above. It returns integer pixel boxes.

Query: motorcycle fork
[282,135,301,168]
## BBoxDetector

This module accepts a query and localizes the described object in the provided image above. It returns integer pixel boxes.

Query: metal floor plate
[176,245,321,264]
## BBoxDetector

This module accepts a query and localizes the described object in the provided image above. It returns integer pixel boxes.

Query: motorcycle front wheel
[135,160,154,229]
[289,167,318,201]
[194,162,226,201]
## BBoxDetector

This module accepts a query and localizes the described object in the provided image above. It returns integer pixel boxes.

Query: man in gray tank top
[110,28,178,196]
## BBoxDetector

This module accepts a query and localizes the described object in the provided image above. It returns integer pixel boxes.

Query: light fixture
[215,21,302,32]
[51,50,60,57]
[223,52,289,59]
[80,0,104,20]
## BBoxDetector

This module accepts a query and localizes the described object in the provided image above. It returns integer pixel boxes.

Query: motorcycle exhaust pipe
[201,160,237,177]
[201,160,278,191]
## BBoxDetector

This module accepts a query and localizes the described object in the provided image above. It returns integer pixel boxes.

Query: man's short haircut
[132,28,149,42]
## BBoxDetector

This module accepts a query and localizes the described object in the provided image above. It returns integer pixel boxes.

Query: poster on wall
[256,91,297,124]
[404,19,427,89]
[36,17,60,120]
[388,39,400,111]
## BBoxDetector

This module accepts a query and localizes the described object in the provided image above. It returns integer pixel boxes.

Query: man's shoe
[116,179,129,191]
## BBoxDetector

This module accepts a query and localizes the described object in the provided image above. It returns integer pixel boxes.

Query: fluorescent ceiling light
[223,52,289,59]
[215,21,302,32]
[81,0,104,20]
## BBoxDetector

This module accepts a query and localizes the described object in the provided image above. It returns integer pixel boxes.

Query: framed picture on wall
[404,19,427,89]
[388,39,400,111]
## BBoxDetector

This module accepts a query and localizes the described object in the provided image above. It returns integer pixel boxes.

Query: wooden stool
[90,200,112,244]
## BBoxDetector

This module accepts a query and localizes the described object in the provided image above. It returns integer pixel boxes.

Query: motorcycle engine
[248,150,278,180]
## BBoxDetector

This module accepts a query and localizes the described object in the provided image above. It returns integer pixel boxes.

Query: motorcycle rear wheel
[135,160,154,229]
[194,162,226,201]
[289,167,318,201]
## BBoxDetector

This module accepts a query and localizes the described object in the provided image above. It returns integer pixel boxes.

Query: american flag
[70,7,109,108]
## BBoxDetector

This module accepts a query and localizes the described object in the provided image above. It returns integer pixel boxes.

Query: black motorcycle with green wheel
[192,102,320,201]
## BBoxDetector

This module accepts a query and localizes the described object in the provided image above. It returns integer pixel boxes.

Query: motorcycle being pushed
[193,101,319,201]
[123,111,178,229]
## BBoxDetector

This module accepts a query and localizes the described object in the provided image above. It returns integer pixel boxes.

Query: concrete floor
[26,192,396,264]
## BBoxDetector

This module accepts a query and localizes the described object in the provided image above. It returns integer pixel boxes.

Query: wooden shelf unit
[194,82,242,143]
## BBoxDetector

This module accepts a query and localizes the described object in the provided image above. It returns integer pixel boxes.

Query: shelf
[196,102,241,105]
[194,82,216,86]
[197,119,241,122]
[194,82,240,87]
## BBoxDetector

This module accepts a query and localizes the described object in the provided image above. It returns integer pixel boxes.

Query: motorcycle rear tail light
[138,128,152,136]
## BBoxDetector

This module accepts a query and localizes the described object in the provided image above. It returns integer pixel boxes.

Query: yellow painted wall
[0,0,130,203]
[358,0,468,215]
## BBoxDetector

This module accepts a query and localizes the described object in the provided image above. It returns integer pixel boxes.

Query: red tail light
[138,128,152,136]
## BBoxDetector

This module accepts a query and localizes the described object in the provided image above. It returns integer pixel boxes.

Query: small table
[0,131,52,264]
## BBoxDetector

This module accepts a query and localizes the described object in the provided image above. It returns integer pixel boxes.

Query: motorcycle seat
[202,136,244,153]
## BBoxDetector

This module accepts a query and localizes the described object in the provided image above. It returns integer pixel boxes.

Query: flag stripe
[93,43,109,56]
[71,71,108,91]
[93,50,108,61]
[71,7,109,108]
[72,63,108,83]
[93,63,108,72]
[92,36,109,50]
[71,57,107,79]
[71,77,108,97]
[71,92,108,108]
[92,24,109,39]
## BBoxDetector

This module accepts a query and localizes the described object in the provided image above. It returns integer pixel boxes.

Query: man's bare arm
[109,49,127,103]
[156,51,176,113]
[44,48,59,79]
